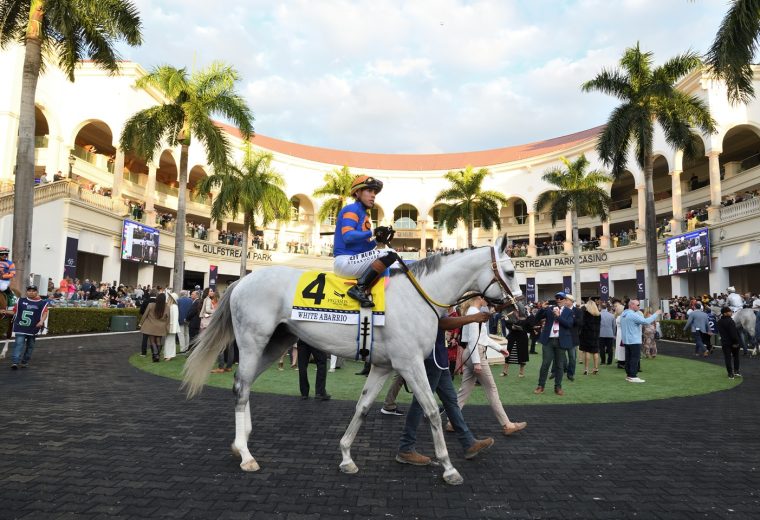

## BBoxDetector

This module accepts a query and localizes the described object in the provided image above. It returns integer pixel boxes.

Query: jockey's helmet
[0,246,9,255]
[351,175,383,197]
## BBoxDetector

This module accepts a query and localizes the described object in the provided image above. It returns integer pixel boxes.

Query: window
[393,204,418,229]
[514,200,527,225]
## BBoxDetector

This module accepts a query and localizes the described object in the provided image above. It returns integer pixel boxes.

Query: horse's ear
[500,233,509,254]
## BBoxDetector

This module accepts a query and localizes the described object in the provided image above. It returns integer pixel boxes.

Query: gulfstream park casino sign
[201,243,273,261]
[511,252,608,269]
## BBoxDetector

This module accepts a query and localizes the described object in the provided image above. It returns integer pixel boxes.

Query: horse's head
[475,235,523,307]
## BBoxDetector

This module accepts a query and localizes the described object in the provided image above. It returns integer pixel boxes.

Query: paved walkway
[1,334,758,519]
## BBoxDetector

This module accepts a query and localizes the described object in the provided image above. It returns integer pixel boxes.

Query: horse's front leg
[339,364,392,474]
[398,362,462,486]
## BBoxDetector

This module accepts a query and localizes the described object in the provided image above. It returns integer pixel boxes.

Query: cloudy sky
[119,0,729,154]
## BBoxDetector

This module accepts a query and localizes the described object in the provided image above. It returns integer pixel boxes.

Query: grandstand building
[1,44,759,299]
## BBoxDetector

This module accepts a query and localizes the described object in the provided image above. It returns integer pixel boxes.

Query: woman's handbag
[200,314,212,330]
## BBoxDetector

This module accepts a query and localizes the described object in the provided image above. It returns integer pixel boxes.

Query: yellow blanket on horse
[291,271,386,325]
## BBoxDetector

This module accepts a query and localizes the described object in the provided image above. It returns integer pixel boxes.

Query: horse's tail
[181,281,238,399]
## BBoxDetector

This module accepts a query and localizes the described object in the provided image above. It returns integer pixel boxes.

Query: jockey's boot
[347,267,380,308]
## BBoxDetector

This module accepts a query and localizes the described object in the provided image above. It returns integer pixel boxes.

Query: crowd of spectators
[186,221,208,240]
[43,276,147,308]
[720,189,759,207]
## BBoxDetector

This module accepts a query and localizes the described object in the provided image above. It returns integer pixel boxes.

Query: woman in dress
[642,308,657,359]
[613,301,626,369]
[163,292,181,361]
[579,299,601,375]
[447,293,527,437]
[139,293,169,362]
[501,307,529,378]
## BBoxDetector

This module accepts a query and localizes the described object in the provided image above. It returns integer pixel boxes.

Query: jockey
[0,246,16,297]
[726,286,744,313]
[333,175,399,308]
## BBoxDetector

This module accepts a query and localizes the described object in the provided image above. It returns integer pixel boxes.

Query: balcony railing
[720,196,760,222]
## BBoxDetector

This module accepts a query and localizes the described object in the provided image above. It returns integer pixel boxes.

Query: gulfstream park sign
[512,252,608,269]
[201,244,273,261]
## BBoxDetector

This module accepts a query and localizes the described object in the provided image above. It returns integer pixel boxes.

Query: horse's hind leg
[339,365,392,474]
[232,327,295,472]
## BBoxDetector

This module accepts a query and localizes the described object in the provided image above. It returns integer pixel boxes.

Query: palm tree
[196,150,290,278]
[434,165,508,247]
[582,43,716,306]
[313,166,355,224]
[120,62,254,290]
[705,0,760,104]
[534,155,612,300]
[0,0,142,291]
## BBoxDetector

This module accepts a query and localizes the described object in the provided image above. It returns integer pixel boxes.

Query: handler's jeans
[692,331,705,354]
[538,338,566,389]
[399,358,475,454]
[12,334,36,365]
[624,343,642,378]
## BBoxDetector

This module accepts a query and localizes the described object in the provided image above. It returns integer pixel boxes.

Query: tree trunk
[173,143,189,291]
[643,152,660,308]
[467,205,474,247]
[11,0,45,292]
[240,213,250,279]
[571,209,581,300]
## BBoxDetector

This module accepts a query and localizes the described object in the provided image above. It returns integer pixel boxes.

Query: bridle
[397,244,521,317]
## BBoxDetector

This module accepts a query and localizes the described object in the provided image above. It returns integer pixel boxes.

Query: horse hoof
[442,469,464,486]
[340,461,359,474]
[240,459,260,472]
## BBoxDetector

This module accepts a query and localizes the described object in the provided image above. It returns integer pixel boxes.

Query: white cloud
[117,0,731,153]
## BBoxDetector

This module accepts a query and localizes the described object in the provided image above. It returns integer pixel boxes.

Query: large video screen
[665,229,710,275]
[121,219,159,265]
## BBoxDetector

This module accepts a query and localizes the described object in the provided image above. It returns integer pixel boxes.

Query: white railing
[719,197,760,222]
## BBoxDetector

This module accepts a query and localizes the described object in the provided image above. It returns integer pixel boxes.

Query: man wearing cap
[726,286,744,313]
[534,292,576,396]
[9,285,49,369]
[333,175,399,308]
[716,307,742,378]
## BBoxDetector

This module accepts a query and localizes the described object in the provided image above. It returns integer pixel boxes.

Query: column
[418,219,427,258]
[208,219,220,243]
[311,223,321,256]
[144,162,157,222]
[671,274,689,299]
[137,264,155,288]
[600,220,610,249]
[563,211,572,253]
[707,150,722,222]
[527,211,536,256]
[45,133,62,178]
[636,185,646,241]
[112,146,125,199]
[708,247,731,296]
[670,169,683,234]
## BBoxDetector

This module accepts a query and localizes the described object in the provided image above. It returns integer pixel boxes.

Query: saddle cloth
[291,271,386,326]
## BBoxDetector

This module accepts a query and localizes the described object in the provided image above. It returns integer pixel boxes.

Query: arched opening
[187,165,208,203]
[652,155,671,202]
[720,126,760,201]
[33,106,50,179]
[152,150,178,231]
[683,135,708,191]
[609,170,636,211]
[73,120,115,169]
[393,204,419,230]
[284,194,317,254]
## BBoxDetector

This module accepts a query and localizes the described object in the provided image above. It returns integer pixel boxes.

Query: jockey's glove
[374,226,395,244]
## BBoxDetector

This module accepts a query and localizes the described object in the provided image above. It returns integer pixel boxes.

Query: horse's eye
[505,270,514,278]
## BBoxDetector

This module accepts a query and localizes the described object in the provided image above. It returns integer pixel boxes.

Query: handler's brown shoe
[464,437,494,460]
[533,386,544,394]
[395,451,431,466]
[503,422,527,436]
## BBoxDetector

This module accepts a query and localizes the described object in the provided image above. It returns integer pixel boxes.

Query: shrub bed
[47,307,140,335]
[659,320,692,342]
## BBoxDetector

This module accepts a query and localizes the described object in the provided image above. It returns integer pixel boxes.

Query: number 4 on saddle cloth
[291,270,387,326]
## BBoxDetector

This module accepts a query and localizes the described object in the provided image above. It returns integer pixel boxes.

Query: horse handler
[396,311,496,466]
[9,285,49,369]
[333,175,398,308]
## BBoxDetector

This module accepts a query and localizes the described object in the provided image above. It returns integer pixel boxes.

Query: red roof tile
[215,121,604,171]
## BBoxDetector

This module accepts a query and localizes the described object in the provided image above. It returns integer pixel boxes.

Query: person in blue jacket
[533,292,576,396]
[333,175,398,307]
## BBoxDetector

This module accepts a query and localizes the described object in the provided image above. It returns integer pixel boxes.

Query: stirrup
[347,285,374,308]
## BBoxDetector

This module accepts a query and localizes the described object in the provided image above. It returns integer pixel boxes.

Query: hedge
[659,320,692,342]
[47,307,140,334]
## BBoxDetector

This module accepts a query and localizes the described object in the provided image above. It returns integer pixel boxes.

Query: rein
[394,245,519,317]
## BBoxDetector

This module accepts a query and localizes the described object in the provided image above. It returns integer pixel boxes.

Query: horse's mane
[390,246,481,278]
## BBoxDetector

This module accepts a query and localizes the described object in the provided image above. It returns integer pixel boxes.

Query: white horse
[734,308,758,356]
[182,237,522,485]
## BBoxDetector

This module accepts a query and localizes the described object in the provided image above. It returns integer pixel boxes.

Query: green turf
[129,345,740,406]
